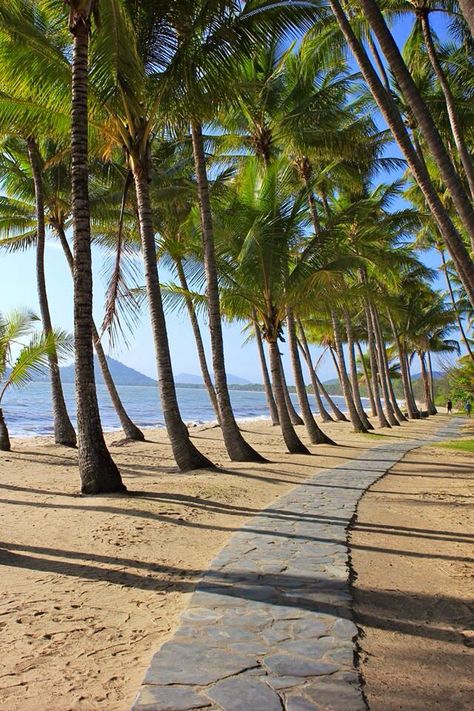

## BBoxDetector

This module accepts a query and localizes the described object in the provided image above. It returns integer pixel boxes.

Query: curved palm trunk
[175,257,219,420]
[457,0,474,39]
[268,340,310,454]
[297,320,333,423]
[420,352,436,415]
[191,122,264,462]
[364,303,391,428]
[343,310,373,430]
[69,17,125,494]
[369,305,400,426]
[357,0,474,249]
[132,162,213,470]
[329,346,342,383]
[331,312,367,433]
[367,31,390,91]
[55,226,144,441]
[420,12,474,199]
[372,308,406,422]
[440,250,474,361]
[427,351,438,415]
[27,138,76,447]
[287,310,334,444]
[356,341,377,417]
[315,370,348,422]
[387,312,420,419]
[92,328,145,441]
[253,315,279,426]
[0,408,11,451]
[328,0,474,307]
[280,356,304,426]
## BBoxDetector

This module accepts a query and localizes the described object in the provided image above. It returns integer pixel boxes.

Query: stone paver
[132,419,461,711]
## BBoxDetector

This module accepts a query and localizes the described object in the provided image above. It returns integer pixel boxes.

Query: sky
[0,12,457,384]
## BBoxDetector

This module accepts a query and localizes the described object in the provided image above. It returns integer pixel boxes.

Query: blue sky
[0,12,455,383]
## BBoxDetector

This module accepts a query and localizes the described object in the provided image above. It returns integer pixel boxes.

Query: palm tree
[84,0,213,471]
[354,0,474,248]
[0,140,146,441]
[325,0,474,308]
[67,0,125,493]
[0,310,72,451]
[0,136,77,446]
[217,157,315,454]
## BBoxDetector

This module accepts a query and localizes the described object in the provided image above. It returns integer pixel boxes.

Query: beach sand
[351,422,474,710]
[0,415,463,710]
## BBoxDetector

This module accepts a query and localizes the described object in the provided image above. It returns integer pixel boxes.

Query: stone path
[132,419,461,711]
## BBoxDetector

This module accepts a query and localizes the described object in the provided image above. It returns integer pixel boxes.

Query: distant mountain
[32,356,157,387]
[175,372,251,386]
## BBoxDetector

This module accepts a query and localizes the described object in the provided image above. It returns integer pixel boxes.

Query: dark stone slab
[144,644,257,686]
[263,654,339,677]
[131,684,210,711]
[205,676,283,711]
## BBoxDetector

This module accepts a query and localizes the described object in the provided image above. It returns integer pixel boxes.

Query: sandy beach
[0,415,468,710]
[351,422,474,710]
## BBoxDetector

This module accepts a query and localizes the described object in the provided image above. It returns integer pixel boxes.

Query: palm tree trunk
[372,308,407,422]
[440,250,474,360]
[253,315,279,426]
[420,352,436,415]
[387,311,420,419]
[191,122,264,462]
[280,353,305,426]
[364,303,391,428]
[131,160,213,470]
[287,310,334,444]
[343,309,373,429]
[367,31,390,91]
[315,370,349,422]
[427,350,438,415]
[356,341,377,417]
[92,328,145,441]
[357,0,474,249]
[420,12,474,199]
[0,408,11,451]
[329,346,342,383]
[331,312,367,433]
[69,14,125,494]
[369,305,400,426]
[457,0,474,39]
[267,340,310,454]
[327,0,474,307]
[406,351,418,411]
[296,319,333,423]
[175,257,219,419]
[55,225,144,441]
[27,138,76,447]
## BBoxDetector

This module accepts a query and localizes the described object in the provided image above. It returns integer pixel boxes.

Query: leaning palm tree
[322,0,474,307]
[0,141,146,441]
[0,310,72,450]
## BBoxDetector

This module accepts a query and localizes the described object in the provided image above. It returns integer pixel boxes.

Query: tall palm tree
[0,136,77,446]
[325,0,474,307]
[0,140,145,441]
[67,0,125,493]
[85,0,213,471]
[354,0,474,247]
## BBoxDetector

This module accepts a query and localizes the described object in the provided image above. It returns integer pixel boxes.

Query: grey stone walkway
[132,419,461,711]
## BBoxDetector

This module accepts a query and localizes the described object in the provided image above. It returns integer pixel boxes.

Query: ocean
[1,381,352,437]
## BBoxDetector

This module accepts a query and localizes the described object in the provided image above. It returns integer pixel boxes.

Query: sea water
[1,381,353,437]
